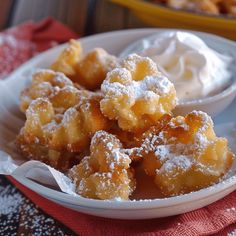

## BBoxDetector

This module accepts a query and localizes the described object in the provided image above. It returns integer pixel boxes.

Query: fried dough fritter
[16,41,234,200]
[75,48,118,90]
[100,54,177,132]
[128,111,234,196]
[50,40,118,90]
[68,131,136,200]
[50,39,83,79]
[17,71,112,170]
[20,69,74,113]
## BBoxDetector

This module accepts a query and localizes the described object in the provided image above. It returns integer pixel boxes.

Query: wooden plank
[66,0,88,36]
[11,0,37,25]
[0,0,13,30]
[8,0,148,35]
[57,0,70,25]
[94,0,126,33]
[94,0,148,33]
[125,10,149,29]
[31,0,50,21]
[9,0,88,35]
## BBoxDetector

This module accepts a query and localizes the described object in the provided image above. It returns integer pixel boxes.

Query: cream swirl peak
[125,31,232,102]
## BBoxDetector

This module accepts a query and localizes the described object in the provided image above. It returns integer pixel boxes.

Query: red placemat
[7,177,236,236]
[2,18,236,236]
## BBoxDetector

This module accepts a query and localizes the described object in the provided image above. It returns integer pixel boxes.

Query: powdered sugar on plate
[0,177,71,236]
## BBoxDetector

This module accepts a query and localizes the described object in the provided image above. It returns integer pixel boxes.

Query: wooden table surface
[0,0,147,35]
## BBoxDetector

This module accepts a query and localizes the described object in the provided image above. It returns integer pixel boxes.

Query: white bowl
[120,30,236,117]
[1,29,236,219]
[174,81,236,116]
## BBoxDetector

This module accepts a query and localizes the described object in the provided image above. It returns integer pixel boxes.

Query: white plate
[1,29,236,219]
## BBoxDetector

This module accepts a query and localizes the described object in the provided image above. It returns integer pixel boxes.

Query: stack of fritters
[17,40,234,200]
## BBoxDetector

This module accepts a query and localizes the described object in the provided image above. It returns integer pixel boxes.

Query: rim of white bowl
[119,29,236,107]
[178,80,236,106]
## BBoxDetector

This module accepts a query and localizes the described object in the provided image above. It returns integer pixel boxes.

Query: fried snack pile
[17,70,111,171]
[100,54,177,132]
[50,39,118,90]
[17,40,234,200]
[129,111,234,196]
[68,131,136,200]
[153,0,236,16]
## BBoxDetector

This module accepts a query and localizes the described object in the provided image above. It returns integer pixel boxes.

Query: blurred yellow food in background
[111,0,236,40]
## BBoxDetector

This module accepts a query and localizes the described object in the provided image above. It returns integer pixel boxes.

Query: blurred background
[0,0,147,36]
[1,0,236,40]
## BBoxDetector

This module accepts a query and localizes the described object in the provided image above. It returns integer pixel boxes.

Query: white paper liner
[0,150,76,196]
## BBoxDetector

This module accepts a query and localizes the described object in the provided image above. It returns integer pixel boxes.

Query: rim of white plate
[14,173,236,210]
[2,28,236,210]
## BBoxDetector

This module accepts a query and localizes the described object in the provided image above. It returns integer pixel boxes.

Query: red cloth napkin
[7,177,236,236]
[2,18,236,236]
[0,17,77,79]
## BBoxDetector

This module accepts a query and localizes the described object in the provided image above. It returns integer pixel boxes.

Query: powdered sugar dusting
[129,110,229,182]
[101,53,176,105]
[61,107,77,125]
[102,69,174,103]
[169,117,189,131]
[91,130,131,170]
[192,110,214,153]
[121,53,159,76]
[33,69,73,87]
[157,155,192,176]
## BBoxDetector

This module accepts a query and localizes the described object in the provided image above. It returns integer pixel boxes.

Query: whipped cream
[122,32,232,102]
